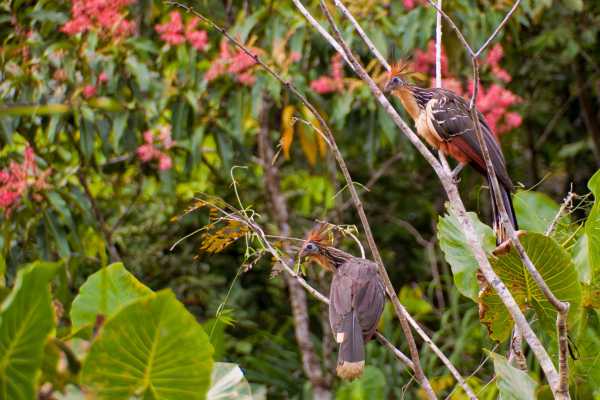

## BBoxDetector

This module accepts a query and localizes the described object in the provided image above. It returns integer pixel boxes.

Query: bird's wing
[329,271,354,337]
[427,89,513,190]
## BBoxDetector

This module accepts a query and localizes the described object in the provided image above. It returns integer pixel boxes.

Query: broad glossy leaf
[438,209,496,301]
[573,309,600,392]
[207,363,252,400]
[585,170,600,283]
[479,233,581,341]
[70,262,152,333]
[513,190,571,242]
[81,290,214,399]
[0,261,59,399]
[488,351,537,400]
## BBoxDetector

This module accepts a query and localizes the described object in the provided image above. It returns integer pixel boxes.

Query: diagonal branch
[332,0,390,71]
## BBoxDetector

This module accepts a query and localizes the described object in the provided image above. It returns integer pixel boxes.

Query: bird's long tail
[335,310,365,380]
[488,177,518,245]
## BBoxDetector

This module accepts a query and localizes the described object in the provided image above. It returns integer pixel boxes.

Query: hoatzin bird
[383,63,518,245]
[299,225,385,380]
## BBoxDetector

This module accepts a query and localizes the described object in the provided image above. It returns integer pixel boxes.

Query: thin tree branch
[557,304,570,397]
[318,3,436,397]
[258,95,331,397]
[435,0,443,89]
[424,0,474,57]
[545,190,576,236]
[474,0,522,57]
[168,1,416,380]
[290,0,354,70]
[332,0,390,71]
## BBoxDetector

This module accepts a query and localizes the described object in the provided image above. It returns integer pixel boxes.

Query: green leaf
[479,233,582,341]
[488,351,538,400]
[207,363,253,400]
[513,191,571,240]
[585,170,600,283]
[70,262,152,333]
[438,208,496,301]
[44,209,71,259]
[335,366,385,400]
[0,261,59,399]
[81,290,214,399]
[563,0,583,12]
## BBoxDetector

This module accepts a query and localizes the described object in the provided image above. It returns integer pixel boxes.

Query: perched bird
[299,225,385,380]
[383,63,518,245]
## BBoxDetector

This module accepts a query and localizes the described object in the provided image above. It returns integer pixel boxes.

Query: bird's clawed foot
[451,163,466,184]
[492,230,527,256]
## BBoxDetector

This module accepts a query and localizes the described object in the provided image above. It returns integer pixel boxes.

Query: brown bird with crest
[383,63,518,246]
[299,225,385,380]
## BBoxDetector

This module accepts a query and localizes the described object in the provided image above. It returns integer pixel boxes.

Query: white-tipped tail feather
[336,360,365,380]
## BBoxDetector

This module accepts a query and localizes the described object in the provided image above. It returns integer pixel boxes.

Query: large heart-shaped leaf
[81,290,214,399]
[479,233,581,341]
[438,209,496,301]
[488,351,538,400]
[70,262,152,333]
[0,261,59,399]
[207,363,253,400]
[585,170,600,284]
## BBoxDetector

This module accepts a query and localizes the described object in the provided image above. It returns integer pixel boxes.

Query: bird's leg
[451,162,467,183]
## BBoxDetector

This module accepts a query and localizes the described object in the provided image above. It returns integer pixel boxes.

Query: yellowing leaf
[280,105,295,159]
[298,123,317,167]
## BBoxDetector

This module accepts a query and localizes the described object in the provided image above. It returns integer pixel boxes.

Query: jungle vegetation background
[1,0,600,398]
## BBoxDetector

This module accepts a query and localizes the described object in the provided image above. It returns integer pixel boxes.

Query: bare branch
[424,0,474,57]
[290,0,355,70]
[474,0,522,57]
[557,304,570,398]
[546,190,576,236]
[317,3,436,397]
[332,0,390,71]
[435,0,443,88]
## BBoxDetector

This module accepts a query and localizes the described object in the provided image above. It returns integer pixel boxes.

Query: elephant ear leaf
[0,262,59,399]
[479,232,581,341]
[81,290,214,400]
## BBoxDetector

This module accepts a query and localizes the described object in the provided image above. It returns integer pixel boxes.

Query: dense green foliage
[1,0,600,398]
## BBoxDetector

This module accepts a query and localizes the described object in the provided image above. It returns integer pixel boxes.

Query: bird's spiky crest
[305,223,333,247]
[389,61,410,78]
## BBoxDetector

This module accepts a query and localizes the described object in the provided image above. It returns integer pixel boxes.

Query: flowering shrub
[137,126,175,171]
[61,0,136,37]
[204,39,262,86]
[0,146,50,216]
[155,11,209,51]
[310,54,344,94]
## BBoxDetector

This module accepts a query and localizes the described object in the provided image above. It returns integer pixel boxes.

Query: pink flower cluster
[204,39,262,86]
[155,12,208,51]
[485,44,511,83]
[412,40,448,77]
[409,40,522,135]
[82,72,108,99]
[0,146,50,216]
[310,54,344,94]
[61,0,135,37]
[137,125,175,171]
[403,0,427,10]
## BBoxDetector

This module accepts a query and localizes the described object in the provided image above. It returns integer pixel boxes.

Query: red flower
[309,54,345,94]
[290,51,302,62]
[98,72,108,84]
[61,0,135,38]
[0,145,50,216]
[137,126,175,170]
[155,11,185,46]
[82,85,97,98]
[204,39,261,86]
[413,40,448,77]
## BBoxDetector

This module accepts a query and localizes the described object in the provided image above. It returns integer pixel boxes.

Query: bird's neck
[393,85,433,120]
[312,247,353,272]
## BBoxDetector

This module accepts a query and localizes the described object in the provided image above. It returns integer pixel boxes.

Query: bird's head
[383,62,410,93]
[298,224,335,271]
